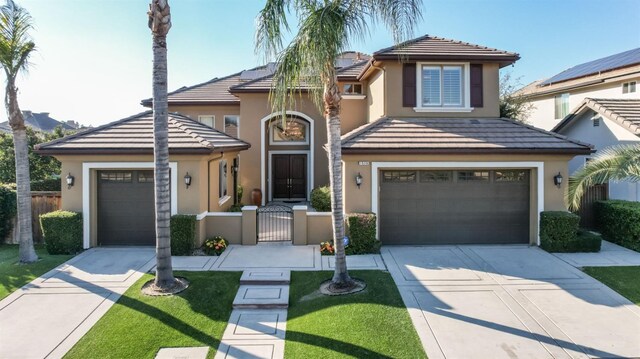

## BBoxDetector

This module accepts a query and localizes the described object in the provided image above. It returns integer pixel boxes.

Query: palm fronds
[0,0,34,81]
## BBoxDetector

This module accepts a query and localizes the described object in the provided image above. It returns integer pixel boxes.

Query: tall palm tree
[256,0,422,289]
[147,0,183,292]
[0,0,37,263]
[568,144,640,210]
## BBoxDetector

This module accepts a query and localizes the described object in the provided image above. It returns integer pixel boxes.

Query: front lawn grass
[0,244,74,300]
[584,266,640,305]
[286,270,427,358]
[65,271,241,359]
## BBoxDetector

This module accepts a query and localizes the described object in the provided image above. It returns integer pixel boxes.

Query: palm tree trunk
[324,77,352,286]
[6,81,37,263]
[149,0,174,289]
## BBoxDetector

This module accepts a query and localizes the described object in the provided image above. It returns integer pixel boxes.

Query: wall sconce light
[184,172,192,189]
[65,173,74,189]
[355,172,363,189]
[553,172,563,188]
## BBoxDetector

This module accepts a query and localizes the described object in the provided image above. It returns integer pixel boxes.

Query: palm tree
[568,144,640,210]
[256,0,422,289]
[0,0,37,263]
[147,0,184,292]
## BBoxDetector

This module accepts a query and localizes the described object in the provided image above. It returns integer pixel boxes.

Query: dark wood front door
[272,154,307,200]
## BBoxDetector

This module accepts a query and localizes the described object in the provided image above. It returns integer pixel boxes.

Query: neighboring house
[522,48,640,131]
[553,98,640,201]
[0,111,77,133]
[36,35,592,249]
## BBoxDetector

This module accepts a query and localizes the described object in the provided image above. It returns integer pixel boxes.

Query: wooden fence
[4,191,62,244]
[575,184,608,229]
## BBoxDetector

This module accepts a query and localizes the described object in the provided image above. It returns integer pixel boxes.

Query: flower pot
[251,188,262,206]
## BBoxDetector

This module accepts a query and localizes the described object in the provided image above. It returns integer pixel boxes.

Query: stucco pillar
[292,205,308,245]
[241,206,257,245]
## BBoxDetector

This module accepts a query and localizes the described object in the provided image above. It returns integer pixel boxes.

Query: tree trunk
[149,0,175,289]
[324,76,352,286]
[6,81,37,263]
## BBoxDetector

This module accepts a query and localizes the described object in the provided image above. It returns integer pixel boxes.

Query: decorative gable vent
[592,116,601,127]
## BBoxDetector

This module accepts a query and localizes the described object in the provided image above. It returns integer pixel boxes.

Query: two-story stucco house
[36,35,592,249]
[523,49,640,202]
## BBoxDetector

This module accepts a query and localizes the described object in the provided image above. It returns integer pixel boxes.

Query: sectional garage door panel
[98,170,155,246]
[380,170,530,245]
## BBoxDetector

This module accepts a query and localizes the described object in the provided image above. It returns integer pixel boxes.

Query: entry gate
[256,205,293,242]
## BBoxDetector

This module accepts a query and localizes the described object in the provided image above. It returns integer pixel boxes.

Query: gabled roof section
[541,48,640,86]
[0,111,75,133]
[342,117,592,154]
[553,98,640,135]
[141,72,245,106]
[35,111,250,155]
[371,35,520,67]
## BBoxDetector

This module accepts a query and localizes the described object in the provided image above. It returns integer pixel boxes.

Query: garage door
[380,169,530,245]
[98,170,155,246]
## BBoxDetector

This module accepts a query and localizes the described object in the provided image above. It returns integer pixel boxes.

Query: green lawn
[0,244,74,300]
[584,266,640,305]
[286,271,427,358]
[64,271,240,359]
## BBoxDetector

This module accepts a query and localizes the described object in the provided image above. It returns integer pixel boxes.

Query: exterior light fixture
[184,172,192,189]
[65,173,74,189]
[355,172,363,189]
[553,172,563,188]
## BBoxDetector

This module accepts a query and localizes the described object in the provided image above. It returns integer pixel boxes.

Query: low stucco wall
[204,213,243,245]
[307,213,333,244]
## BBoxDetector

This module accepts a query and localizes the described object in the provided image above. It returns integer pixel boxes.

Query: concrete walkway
[554,240,640,267]
[0,247,155,359]
[383,245,640,359]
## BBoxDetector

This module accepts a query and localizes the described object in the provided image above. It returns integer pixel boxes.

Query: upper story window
[270,117,309,145]
[554,93,570,119]
[342,83,363,95]
[623,81,637,94]
[224,115,239,138]
[198,115,214,128]
[415,63,470,112]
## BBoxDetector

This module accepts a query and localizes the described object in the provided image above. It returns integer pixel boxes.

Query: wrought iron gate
[575,183,608,229]
[256,205,293,242]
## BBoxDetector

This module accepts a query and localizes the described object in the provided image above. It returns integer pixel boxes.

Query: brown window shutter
[403,63,417,107]
[470,64,483,108]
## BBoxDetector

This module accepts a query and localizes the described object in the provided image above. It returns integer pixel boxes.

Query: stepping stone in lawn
[233,285,289,309]
[155,346,209,359]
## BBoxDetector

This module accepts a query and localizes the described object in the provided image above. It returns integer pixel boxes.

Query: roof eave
[341,148,594,155]
[35,144,250,156]
[371,54,520,66]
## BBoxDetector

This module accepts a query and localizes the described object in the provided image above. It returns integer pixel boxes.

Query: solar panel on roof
[540,48,640,86]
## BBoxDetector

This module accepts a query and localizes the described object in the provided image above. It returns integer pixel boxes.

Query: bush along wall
[31,178,61,191]
[539,211,601,252]
[0,185,17,240]
[310,186,331,212]
[40,211,83,254]
[170,214,197,255]
[346,213,381,254]
[596,200,640,252]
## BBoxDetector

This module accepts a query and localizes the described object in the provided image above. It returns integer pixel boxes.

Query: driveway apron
[0,247,155,359]
[382,245,640,359]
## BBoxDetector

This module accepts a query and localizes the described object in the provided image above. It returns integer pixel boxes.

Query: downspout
[207,152,224,212]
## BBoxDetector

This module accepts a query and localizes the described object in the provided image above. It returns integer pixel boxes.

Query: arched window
[269,117,309,145]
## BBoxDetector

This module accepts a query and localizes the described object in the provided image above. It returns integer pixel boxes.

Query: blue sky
[9,0,640,126]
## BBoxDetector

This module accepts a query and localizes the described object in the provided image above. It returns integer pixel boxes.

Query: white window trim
[415,62,472,112]
[82,162,178,249]
[223,115,240,137]
[342,94,367,100]
[198,115,215,128]
[370,161,544,245]
[268,117,310,146]
[218,195,231,206]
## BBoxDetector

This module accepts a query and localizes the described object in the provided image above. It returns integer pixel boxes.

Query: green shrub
[596,200,640,252]
[170,214,196,255]
[0,185,16,240]
[31,178,61,191]
[540,211,580,252]
[228,204,243,212]
[311,186,331,212]
[40,211,82,254]
[236,185,244,204]
[574,230,602,252]
[346,213,380,254]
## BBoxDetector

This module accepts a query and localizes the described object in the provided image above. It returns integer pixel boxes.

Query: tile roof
[0,111,75,133]
[553,98,640,135]
[371,35,519,66]
[341,117,593,154]
[35,111,250,155]
[141,72,244,106]
[540,48,640,86]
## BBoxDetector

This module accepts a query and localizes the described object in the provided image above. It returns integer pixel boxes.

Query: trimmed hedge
[346,213,381,254]
[31,178,61,191]
[596,200,640,252]
[40,211,83,254]
[170,214,196,255]
[310,186,331,212]
[539,211,601,252]
[0,185,16,239]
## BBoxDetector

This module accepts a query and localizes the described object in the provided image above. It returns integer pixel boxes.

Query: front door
[272,154,307,200]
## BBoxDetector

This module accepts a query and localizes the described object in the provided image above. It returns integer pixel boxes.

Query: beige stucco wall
[307,214,333,244]
[367,69,385,122]
[342,153,572,245]
[337,81,368,134]
[204,214,242,245]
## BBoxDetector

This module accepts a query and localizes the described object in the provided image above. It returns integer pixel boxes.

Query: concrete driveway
[0,247,155,359]
[382,245,640,359]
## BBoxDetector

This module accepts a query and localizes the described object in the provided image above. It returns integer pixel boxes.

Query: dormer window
[414,63,472,112]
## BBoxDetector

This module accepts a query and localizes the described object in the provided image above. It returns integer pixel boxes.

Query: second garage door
[380,169,530,245]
